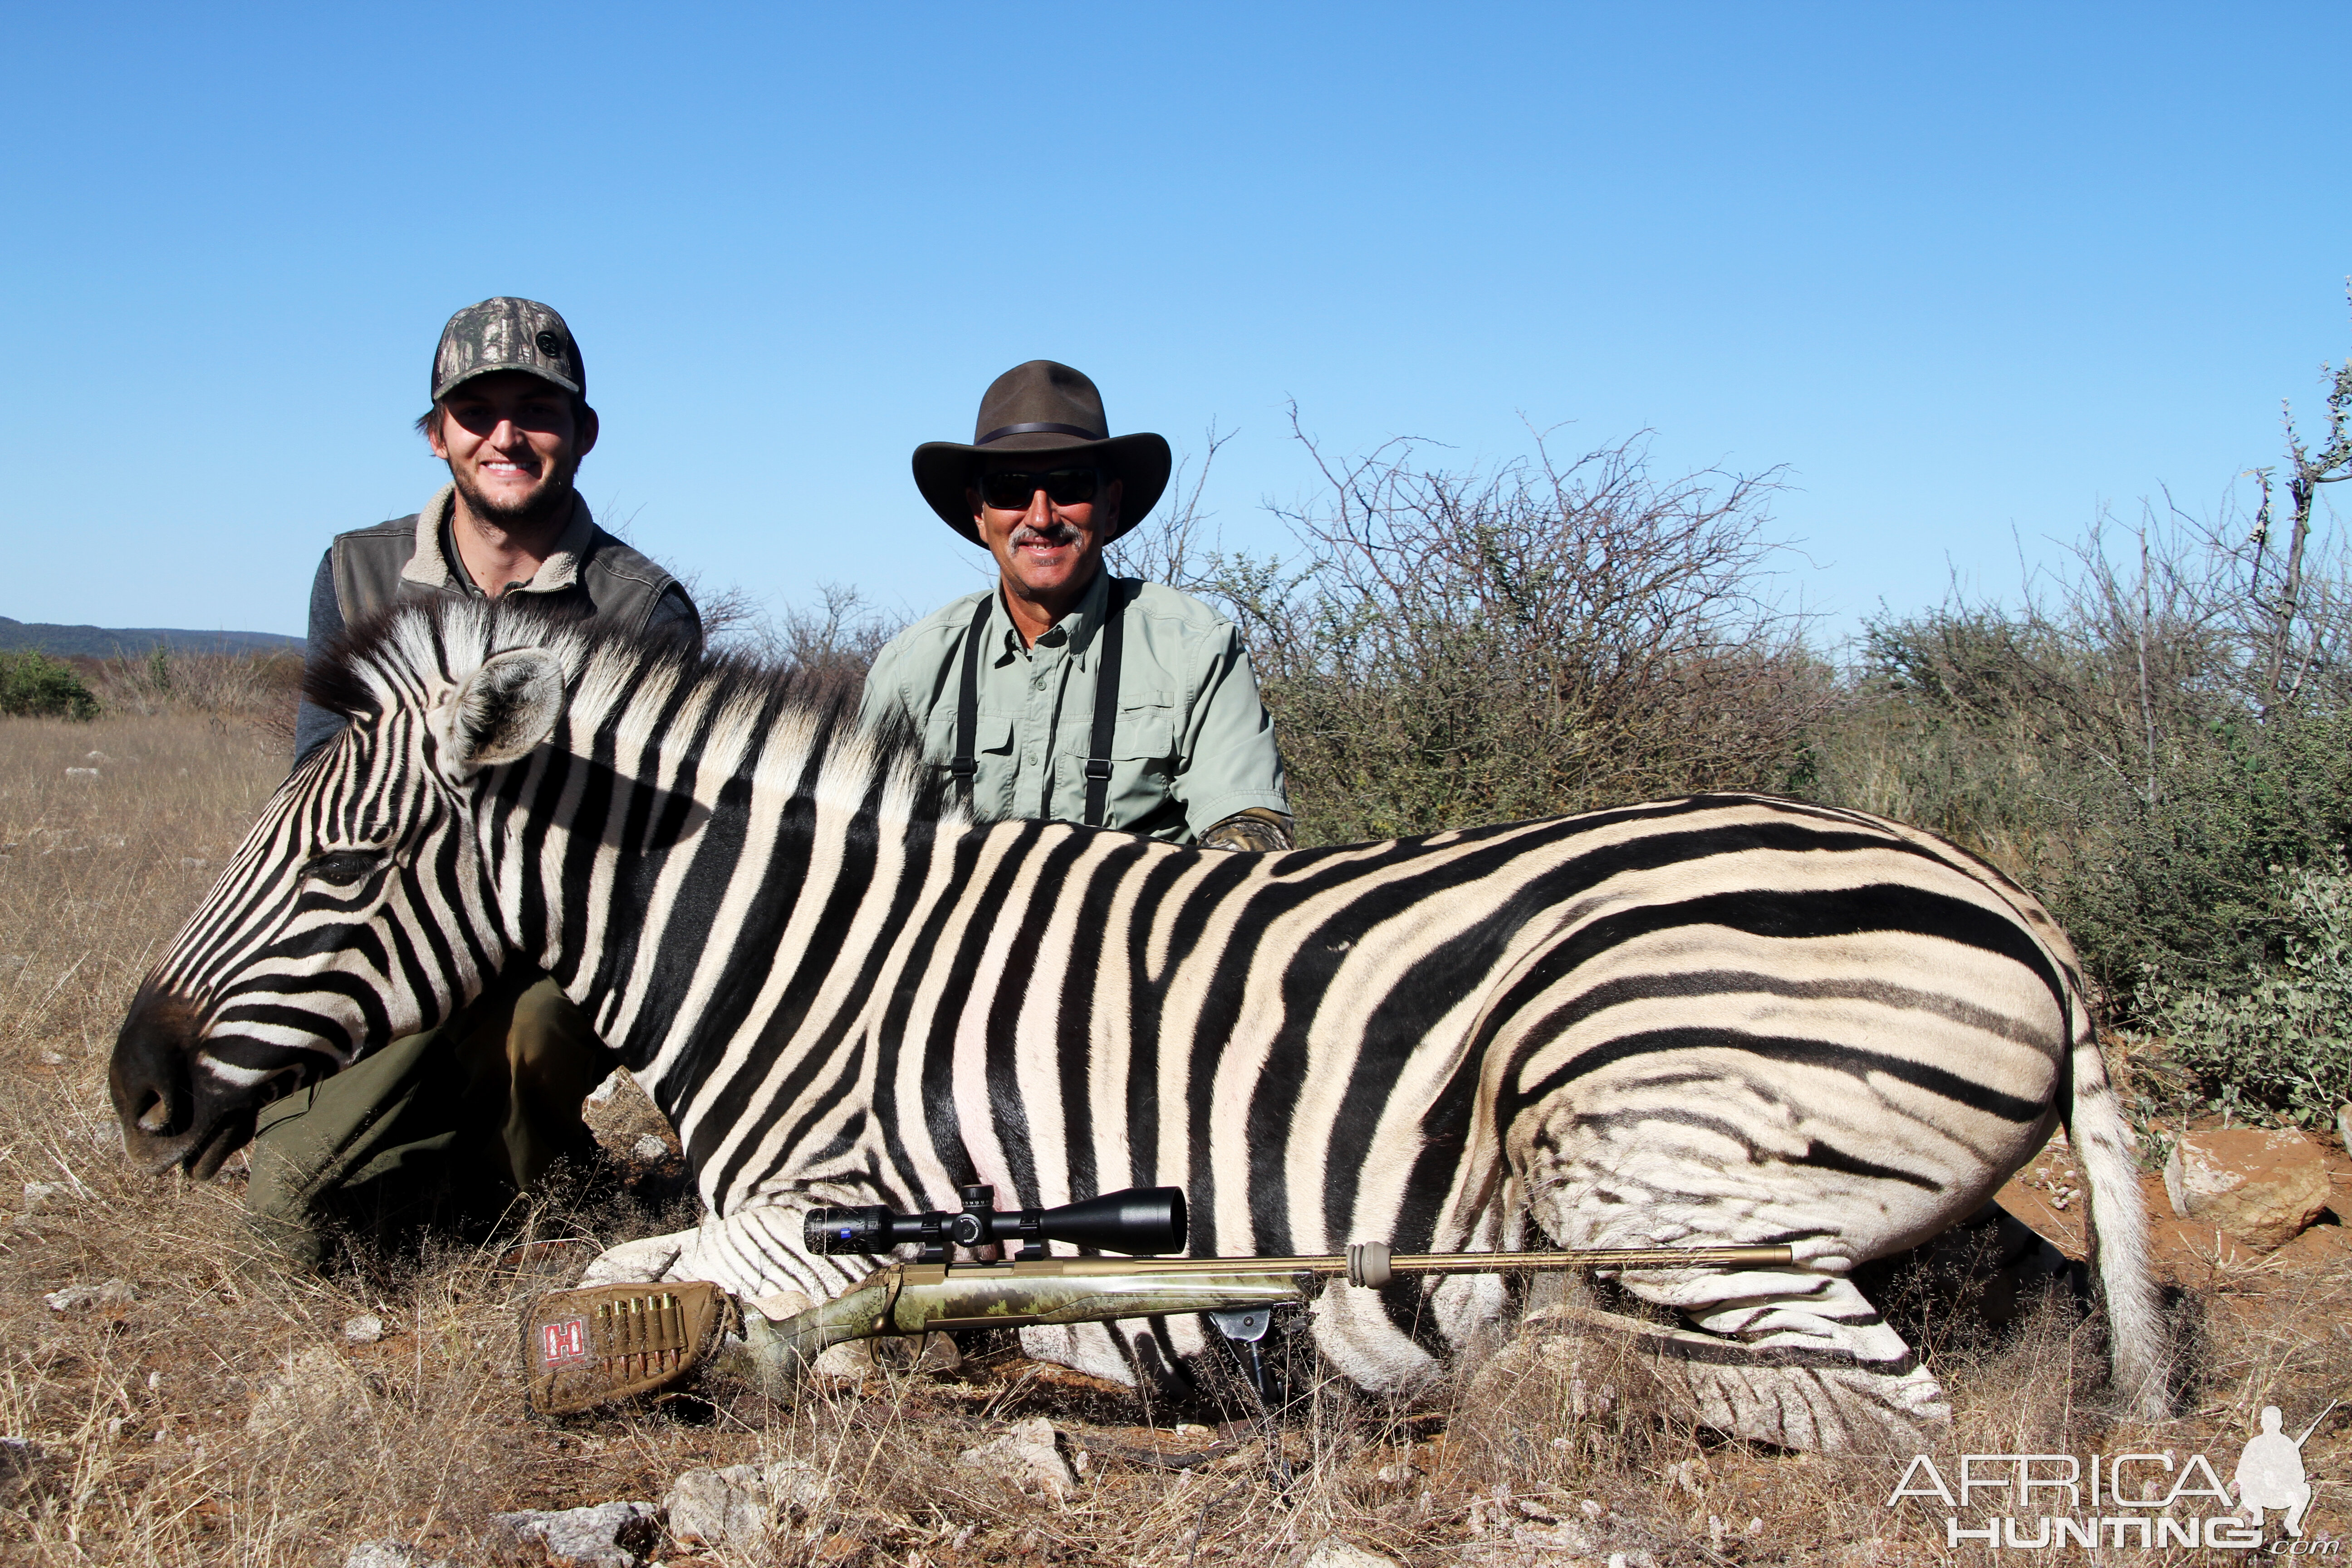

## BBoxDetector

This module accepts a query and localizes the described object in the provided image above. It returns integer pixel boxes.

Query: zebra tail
[2064,1016,2170,1419]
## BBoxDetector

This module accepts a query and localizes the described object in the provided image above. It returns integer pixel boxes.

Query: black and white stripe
[113,599,2164,1449]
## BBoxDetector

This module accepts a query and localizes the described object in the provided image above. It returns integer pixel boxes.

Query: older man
[258,298,702,1268]
[860,360,1290,849]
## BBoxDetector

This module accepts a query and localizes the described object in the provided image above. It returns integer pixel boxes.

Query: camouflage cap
[431,297,587,402]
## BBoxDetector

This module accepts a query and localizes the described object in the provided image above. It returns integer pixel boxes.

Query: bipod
[1205,1306,1305,1490]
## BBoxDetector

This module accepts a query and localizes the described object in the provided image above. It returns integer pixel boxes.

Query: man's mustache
[1012,523,1078,547]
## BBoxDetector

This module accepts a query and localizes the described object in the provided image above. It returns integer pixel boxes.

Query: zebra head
[110,602,574,1176]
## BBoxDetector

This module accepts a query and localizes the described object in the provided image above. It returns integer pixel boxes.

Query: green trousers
[245,970,615,1269]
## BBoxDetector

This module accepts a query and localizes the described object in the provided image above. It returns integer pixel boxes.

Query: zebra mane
[306,596,956,827]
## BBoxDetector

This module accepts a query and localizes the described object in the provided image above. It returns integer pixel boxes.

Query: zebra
[109,596,2166,1451]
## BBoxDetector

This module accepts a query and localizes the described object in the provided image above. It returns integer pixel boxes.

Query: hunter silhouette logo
[2236,1403,2333,1539]
[1885,1403,2337,1550]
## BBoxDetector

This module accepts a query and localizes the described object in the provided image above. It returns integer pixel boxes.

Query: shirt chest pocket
[1053,692,1181,820]
[1098,691,1178,766]
[923,711,1016,769]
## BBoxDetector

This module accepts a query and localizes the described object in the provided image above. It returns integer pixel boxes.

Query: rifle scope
[805,1184,1187,1258]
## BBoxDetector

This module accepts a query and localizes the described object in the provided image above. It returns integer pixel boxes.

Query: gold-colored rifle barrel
[1384,1245,1792,1272]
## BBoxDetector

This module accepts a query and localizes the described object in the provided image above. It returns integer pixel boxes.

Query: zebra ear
[437,648,566,775]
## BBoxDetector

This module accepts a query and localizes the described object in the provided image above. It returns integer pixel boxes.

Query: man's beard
[451,459,577,534]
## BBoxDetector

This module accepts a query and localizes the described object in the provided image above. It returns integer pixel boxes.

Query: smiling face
[968,459,1122,633]
[428,370,598,531]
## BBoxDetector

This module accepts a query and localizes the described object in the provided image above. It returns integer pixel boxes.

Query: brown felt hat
[913,361,1172,546]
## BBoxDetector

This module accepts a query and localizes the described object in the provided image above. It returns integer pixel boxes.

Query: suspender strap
[950,595,994,801]
[1083,578,1135,828]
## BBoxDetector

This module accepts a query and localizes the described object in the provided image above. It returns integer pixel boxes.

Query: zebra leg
[1596,1265,1949,1451]
[578,1201,864,1305]
[1512,1103,1960,1451]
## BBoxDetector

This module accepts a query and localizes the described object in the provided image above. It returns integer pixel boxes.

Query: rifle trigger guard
[872,1267,907,1336]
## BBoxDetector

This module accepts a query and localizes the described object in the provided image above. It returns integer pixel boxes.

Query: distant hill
[0,617,304,658]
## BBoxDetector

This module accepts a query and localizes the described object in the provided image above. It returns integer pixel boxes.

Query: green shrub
[0,651,100,720]
[2137,857,2352,1125]
[1185,428,1826,843]
[1806,490,2352,1014]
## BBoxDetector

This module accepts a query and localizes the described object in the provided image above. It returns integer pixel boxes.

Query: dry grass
[3,713,2348,1565]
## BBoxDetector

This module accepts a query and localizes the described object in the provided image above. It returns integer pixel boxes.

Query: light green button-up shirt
[857,570,1290,843]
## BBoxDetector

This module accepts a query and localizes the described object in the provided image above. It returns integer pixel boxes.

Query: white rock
[245,1347,363,1438]
[65,768,98,779]
[44,1279,132,1312]
[35,1051,64,1066]
[1304,1542,1400,1568]
[344,1543,454,1568]
[811,1339,878,1379]
[1375,1462,1423,1485]
[956,1416,1079,1498]
[766,1457,833,1511]
[664,1459,828,1550]
[666,1465,772,1550]
[343,1313,386,1345]
[22,1181,75,1214]
[631,1134,669,1163]
[490,1501,658,1568]
[2336,1103,2351,1156]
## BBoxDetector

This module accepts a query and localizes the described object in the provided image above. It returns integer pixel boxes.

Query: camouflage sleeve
[1197,808,1295,853]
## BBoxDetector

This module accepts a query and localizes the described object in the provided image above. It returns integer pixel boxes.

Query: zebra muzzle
[521,1282,738,1415]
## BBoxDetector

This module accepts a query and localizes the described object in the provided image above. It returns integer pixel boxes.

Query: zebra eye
[305,849,387,887]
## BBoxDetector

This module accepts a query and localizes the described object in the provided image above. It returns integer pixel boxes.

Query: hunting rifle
[521,1185,1792,1414]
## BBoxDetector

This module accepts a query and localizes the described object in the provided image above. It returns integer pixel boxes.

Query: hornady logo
[540,1318,589,1367]
[1886,1405,2335,1551]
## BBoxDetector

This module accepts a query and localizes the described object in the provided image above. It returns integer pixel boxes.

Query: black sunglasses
[977,468,1101,510]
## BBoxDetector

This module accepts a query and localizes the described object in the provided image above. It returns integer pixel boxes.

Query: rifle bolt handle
[1347,1241,1392,1289]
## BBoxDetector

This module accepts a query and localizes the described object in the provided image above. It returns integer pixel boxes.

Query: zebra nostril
[134,1091,175,1136]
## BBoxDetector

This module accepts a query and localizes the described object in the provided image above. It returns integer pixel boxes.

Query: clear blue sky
[3,4,2346,643]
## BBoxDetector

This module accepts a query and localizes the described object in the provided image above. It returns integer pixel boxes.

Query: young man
[860,360,1291,849]
[258,298,702,1267]
[292,298,699,761]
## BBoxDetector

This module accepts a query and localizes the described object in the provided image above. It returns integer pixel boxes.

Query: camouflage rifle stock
[521,1184,1791,1415]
